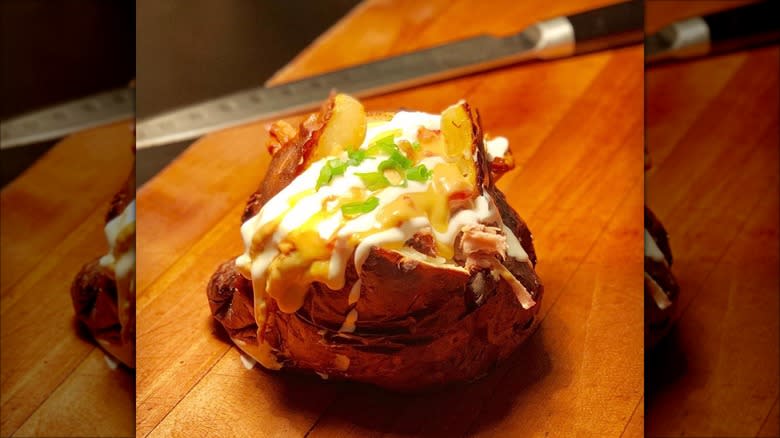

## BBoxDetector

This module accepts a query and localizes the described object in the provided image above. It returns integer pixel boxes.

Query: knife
[0,88,134,149]
[136,1,643,149]
[646,1,780,64]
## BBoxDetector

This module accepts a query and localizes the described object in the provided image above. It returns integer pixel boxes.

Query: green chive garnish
[355,172,391,191]
[316,159,347,189]
[341,196,380,217]
[377,150,413,172]
[366,142,396,157]
[328,159,347,176]
[366,132,399,157]
[347,149,366,166]
[316,166,332,190]
[405,164,432,182]
[411,141,421,151]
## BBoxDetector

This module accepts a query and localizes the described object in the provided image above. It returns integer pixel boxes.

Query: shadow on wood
[645,326,688,405]
[210,316,551,436]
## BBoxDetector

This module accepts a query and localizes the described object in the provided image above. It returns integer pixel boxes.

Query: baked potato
[71,149,136,369]
[207,94,542,391]
[645,145,680,348]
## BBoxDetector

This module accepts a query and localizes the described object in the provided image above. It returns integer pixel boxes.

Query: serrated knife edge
[0,88,134,149]
[137,1,644,149]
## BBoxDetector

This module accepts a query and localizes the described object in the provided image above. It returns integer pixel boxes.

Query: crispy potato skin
[72,163,136,368]
[71,259,135,367]
[645,207,680,348]
[72,259,121,338]
[209,105,543,391]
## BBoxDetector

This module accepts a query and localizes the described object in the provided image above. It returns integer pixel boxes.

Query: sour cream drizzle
[644,229,666,264]
[100,199,135,337]
[485,137,509,161]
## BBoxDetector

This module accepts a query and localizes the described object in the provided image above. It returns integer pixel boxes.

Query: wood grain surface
[0,121,135,436]
[645,2,779,437]
[136,0,644,436]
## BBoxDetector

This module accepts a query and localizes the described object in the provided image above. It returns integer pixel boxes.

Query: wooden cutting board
[645,2,780,437]
[0,121,135,437]
[136,0,644,436]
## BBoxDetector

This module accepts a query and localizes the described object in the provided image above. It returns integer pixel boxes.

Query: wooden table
[0,122,135,437]
[136,0,644,436]
[645,2,780,437]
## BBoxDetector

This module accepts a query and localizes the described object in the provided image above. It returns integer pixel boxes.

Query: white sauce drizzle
[485,136,509,161]
[239,354,257,370]
[99,199,135,336]
[645,228,666,264]
[103,354,119,370]
[502,224,529,262]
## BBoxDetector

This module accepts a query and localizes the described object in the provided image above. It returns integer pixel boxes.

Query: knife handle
[567,0,644,55]
[703,1,780,54]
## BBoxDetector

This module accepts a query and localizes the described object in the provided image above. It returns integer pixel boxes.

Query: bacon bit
[490,155,515,182]
[278,241,295,254]
[266,120,298,155]
[460,224,507,262]
[457,224,535,309]
[405,229,437,257]
[301,113,321,132]
[449,190,472,201]
[417,126,439,143]
[397,139,417,161]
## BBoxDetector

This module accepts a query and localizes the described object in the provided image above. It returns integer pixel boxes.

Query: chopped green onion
[377,150,413,171]
[366,132,399,157]
[327,159,347,176]
[411,141,421,151]
[366,142,396,157]
[316,165,332,190]
[341,196,380,217]
[316,159,347,189]
[405,164,432,182]
[374,132,397,147]
[355,172,391,191]
[347,149,366,166]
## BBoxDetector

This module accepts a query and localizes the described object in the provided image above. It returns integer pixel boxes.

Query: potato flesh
[440,102,478,193]
[309,94,367,164]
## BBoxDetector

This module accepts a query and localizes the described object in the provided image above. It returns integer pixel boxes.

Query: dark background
[0,0,135,187]
[135,0,361,185]
[0,0,360,187]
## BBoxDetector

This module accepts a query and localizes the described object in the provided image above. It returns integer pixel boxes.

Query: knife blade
[646,0,780,64]
[136,1,643,149]
[0,88,134,149]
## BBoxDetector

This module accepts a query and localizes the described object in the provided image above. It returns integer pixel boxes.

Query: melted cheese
[348,280,362,305]
[339,308,358,333]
